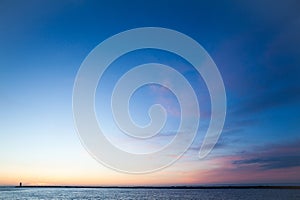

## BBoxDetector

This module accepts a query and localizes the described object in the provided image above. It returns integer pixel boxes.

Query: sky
[1,0,300,186]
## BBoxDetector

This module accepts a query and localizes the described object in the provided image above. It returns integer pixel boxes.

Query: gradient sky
[1,0,300,186]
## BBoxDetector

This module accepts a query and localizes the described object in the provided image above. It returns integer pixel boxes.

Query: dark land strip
[14,186,300,190]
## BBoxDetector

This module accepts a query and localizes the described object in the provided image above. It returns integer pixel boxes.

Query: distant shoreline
[14,185,300,190]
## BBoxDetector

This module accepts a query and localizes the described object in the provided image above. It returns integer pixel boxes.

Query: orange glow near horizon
[2,153,300,186]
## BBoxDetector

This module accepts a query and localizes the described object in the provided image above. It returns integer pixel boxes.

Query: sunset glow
[1,0,300,187]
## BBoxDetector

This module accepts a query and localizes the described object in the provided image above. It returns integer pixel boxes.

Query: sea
[0,187,300,200]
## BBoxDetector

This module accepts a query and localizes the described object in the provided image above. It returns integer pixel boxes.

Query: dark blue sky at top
[1,0,300,179]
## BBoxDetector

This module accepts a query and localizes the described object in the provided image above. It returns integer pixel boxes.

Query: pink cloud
[171,140,300,185]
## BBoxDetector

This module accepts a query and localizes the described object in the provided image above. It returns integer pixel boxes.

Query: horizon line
[9,185,300,190]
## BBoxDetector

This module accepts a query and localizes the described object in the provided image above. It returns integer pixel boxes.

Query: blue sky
[0,0,300,185]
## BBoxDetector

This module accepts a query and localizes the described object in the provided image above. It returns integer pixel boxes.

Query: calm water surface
[0,187,300,200]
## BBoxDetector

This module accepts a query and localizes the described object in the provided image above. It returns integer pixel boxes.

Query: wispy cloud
[175,139,300,185]
[232,140,300,170]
